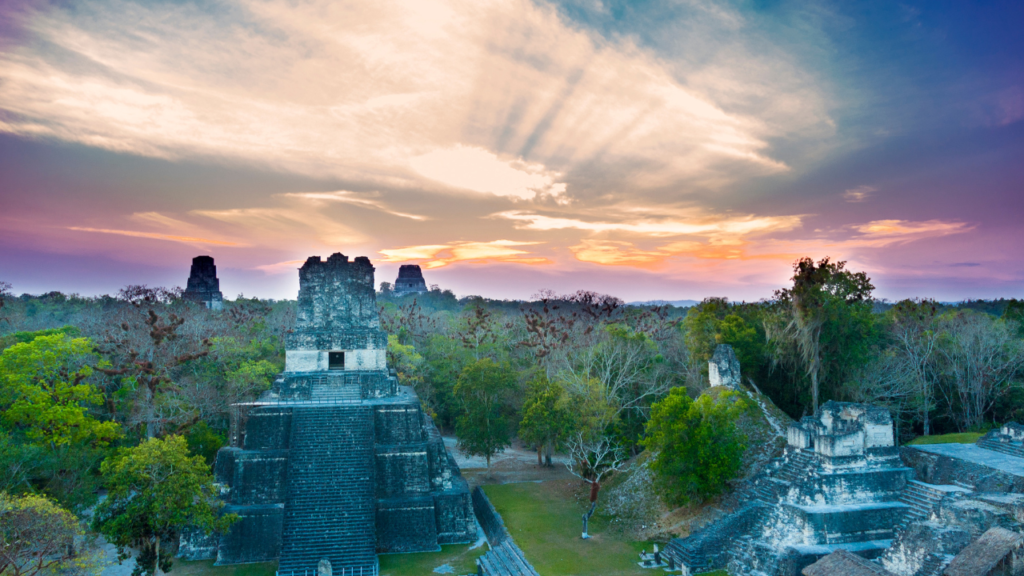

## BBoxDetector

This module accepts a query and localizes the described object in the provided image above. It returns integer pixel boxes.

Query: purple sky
[1,0,1022,302]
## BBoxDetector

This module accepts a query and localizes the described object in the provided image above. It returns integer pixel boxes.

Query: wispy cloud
[193,208,367,247]
[380,240,549,268]
[282,191,427,220]
[851,219,972,241]
[496,210,803,237]
[67,227,240,246]
[253,259,307,275]
[843,185,876,203]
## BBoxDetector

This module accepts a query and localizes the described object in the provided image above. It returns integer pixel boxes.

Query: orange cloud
[851,219,971,240]
[380,240,550,268]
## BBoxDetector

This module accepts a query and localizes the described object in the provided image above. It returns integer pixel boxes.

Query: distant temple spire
[393,264,429,295]
[183,255,224,310]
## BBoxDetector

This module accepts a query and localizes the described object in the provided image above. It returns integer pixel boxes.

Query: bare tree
[565,430,630,539]
[845,350,919,441]
[889,299,940,435]
[936,311,1024,432]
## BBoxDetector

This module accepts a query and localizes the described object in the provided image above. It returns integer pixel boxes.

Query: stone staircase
[977,435,1024,458]
[916,553,950,576]
[754,449,818,503]
[478,540,540,576]
[897,481,947,527]
[309,376,361,403]
[277,406,376,576]
[664,503,767,574]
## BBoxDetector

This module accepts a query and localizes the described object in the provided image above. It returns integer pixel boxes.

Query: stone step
[277,405,376,575]
[977,438,1024,458]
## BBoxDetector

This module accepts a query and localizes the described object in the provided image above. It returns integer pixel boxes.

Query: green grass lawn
[175,559,278,576]
[482,482,658,576]
[907,432,984,445]
[379,543,487,576]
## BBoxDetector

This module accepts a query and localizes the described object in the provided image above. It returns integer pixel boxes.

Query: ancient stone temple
[393,264,428,295]
[665,402,915,576]
[197,254,475,575]
[183,255,224,310]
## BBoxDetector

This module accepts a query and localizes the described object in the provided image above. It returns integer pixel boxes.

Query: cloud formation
[0,0,827,199]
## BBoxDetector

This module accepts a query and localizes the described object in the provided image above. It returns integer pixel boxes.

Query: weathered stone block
[376,497,439,553]
[216,504,284,565]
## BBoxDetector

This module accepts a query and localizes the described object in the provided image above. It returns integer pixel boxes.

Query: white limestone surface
[284,349,386,372]
[911,443,1024,477]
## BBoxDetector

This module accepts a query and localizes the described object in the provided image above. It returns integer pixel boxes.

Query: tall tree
[453,358,517,467]
[518,376,573,467]
[93,436,236,576]
[770,257,874,412]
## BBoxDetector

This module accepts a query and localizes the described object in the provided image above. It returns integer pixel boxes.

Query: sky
[0,0,1022,302]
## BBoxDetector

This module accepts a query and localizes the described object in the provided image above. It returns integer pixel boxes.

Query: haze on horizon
[0,0,1021,303]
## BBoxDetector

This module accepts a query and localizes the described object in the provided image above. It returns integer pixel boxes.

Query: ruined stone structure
[183,255,224,310]
[709,344,741,389]
[190,254,475,575]
[664,398,1024,576]
[665,402,915,576]
[393,264,428,296]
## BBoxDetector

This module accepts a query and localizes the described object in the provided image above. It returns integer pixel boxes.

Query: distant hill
[626,299,699,308]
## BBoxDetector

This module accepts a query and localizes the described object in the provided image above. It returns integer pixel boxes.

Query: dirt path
[444,436,576,486]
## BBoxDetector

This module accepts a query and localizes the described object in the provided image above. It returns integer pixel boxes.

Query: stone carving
[393,264,428,295]
[183,255,224,310]
[709,344,741,388]
[317,559,332,576]
[184,253,475,574]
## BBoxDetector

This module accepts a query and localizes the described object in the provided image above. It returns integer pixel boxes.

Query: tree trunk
[810,370,818,414]
[155,536,161,576]
[537,446,543,466]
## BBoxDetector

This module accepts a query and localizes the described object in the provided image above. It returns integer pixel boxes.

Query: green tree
[183,421,225,466]
[0,492,97,576]
[642,389,750,505]
[93,436,236,576]
[770,257,875,412]
[453,358,517,467]
[387,334,424,389]
[518,376,573,467]
[0,333,120,447]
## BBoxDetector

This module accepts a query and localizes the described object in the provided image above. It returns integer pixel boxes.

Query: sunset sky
[1,0,1021,302]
